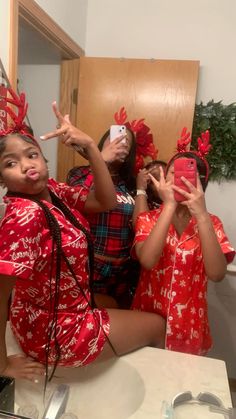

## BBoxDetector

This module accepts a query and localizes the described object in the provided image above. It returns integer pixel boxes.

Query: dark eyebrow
[2,147,38,160]
[1,153,17,160]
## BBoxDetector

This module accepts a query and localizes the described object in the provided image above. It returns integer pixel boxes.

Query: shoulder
[1,196,45,233]
[208,213,225,230]
[48,178,90,211]
[137,208,161,224]
[135,208,161,233]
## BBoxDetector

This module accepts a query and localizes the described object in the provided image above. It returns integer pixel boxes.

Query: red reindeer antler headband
[166,127,211,181]
[0,88,40,148]
[114,107,158,173]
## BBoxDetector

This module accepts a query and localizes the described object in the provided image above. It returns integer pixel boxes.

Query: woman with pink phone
[132,128,235,356]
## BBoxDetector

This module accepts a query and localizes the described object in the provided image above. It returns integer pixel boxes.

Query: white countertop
[6,323,232,418]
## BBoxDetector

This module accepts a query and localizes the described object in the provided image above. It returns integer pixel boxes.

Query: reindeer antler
[0,87,40,148]
[130,118,145,133]
[177,127,191,152]
[197,130,211,158]
[114,106,127,124]
[4,88,28,129]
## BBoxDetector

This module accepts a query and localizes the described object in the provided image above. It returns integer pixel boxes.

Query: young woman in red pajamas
[132,131,235,355]
[0,91,165,383]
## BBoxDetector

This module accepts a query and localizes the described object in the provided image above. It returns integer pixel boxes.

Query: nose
[20,158,34,173]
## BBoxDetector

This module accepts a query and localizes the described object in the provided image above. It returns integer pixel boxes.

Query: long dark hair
[6,190,95,386]
[98,128,136,192]
[2,133,116,386]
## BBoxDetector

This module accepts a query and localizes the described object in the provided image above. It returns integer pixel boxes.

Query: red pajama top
[0,179,110,366]
[132,207,235,355]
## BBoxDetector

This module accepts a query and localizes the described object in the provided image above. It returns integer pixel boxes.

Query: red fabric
[68,167,135,259]
[0,85,7,132]
[0,179,110,366]
[132,208,235,355]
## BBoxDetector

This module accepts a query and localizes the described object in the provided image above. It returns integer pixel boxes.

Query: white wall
[206,182,236,250]
[86,0,236,104]
[0,0,10,71]
[18,64,61,178]
[35,0,88,50]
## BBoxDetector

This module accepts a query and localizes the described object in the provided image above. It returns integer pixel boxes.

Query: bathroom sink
[6,323,233,418]
[15,357,145,419]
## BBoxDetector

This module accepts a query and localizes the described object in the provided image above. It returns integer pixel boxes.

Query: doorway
[9,0,84,178]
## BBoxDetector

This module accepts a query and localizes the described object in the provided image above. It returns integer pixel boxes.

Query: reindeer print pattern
[132,208,235,355]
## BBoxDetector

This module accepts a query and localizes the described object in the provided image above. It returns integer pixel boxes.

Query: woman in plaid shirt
[67,128,139,308]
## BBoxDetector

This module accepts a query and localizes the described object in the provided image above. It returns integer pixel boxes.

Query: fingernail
[34,379,39,384]
[39,136,45,140]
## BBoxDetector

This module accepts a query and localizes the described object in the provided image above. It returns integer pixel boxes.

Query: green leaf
[192,101,236,182]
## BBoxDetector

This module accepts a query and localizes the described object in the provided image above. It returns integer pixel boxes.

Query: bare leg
[100,309,165,358]
[94,293,119,309]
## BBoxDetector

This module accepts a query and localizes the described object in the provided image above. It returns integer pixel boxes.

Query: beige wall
[0,0,88,72]
[35,0,88,49]
[18,64,61,178]
[0,0,10,71]
[86,0,236,104]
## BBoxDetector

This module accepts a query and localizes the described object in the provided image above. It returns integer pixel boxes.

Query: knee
[152,315,166,348]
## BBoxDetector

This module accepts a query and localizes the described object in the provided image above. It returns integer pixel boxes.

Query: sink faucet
[42,384,70,419]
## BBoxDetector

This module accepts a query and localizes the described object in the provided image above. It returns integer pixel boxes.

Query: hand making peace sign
[40,102,94,152]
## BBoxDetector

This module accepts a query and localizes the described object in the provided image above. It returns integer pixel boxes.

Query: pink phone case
[174,158,197,202]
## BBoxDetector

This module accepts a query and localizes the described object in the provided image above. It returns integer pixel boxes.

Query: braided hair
[2,133,117,388]
[7,190,96,386]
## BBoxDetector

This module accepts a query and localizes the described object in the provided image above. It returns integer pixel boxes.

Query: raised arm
[172,174,227,281]
[132,169,149,226]
[135,168,176,269]
[40,103,117,213]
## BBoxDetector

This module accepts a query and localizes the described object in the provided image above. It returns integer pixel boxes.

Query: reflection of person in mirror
[133,160,167,226]
[0,89,165,383]
[67,125,139,309]
[132,130,235,356]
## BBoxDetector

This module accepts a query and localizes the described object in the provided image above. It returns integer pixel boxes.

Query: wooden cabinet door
[58,57,199,180]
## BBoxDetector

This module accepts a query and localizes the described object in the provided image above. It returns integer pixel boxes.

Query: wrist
[101,153,112,164]
[136,189,147,197]
[85,138,95,150]
[195,211,210,224]
[163,201,176,213]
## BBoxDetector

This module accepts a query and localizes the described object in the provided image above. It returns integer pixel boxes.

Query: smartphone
[110,125,127,143]
[174,158,197,202]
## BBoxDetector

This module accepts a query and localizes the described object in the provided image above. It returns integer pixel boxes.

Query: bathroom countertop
[125,347,232,418]
[6,323,232,419]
